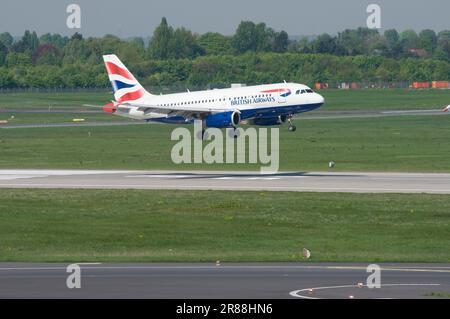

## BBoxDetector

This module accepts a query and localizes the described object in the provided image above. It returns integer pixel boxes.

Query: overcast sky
[1,0,449,38]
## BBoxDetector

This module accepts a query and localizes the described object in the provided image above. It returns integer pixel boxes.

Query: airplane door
[221,96,228,108]
[278,94,286,103]
[278,86,289,104]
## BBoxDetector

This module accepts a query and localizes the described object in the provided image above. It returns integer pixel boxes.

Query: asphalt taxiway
[0,108,446,129]
[0,170,449,194]
[0,263,448,299]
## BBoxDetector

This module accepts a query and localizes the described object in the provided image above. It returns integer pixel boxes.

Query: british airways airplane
[101,54,324,134]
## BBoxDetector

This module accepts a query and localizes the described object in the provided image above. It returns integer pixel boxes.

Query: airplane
[443,105,450,112]
[100,54,325,136]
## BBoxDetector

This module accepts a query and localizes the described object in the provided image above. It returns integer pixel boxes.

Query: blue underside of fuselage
[147,103,323,126]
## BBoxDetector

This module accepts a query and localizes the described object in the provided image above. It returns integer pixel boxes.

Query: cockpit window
[296,90,301,95]
[306,89,314,93]
[301,90,306,94]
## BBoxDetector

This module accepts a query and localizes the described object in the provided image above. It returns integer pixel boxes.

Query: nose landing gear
[288,115,297,132]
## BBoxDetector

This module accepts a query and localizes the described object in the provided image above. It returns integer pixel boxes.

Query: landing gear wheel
[228,128,240,139]
[197,129,209,140]
[287,115,297,132]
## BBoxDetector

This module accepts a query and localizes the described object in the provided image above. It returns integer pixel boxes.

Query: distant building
[409,49,429,58]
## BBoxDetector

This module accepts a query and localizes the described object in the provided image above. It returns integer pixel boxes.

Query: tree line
[0,18,449,89]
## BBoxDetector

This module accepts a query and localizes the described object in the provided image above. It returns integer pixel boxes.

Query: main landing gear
[228,127,240,139]
[197,129,209,140]
[288,115,297,132]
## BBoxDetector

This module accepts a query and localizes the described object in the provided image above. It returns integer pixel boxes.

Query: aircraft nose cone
[316,93,325,105]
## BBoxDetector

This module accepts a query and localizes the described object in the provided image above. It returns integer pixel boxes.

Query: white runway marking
[0,170,133,175]
[381,110,441,114]
[214,177,280,180]
[0,265,448,272]
[125,174,280,180]
[0,170,135,181]
[1,170,450,194]
[0,174,48,181]
[289,283,442,299]
[127,175,192,179]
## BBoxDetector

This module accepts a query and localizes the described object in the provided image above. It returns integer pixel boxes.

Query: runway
[0,263,448,298]
[0,170,450,194]
[0,108,446,129]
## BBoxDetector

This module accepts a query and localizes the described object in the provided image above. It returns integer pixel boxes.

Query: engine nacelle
[249,115,286,126]
[205,111,241,128]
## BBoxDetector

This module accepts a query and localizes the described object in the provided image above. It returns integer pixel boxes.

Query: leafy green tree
[11,30,39,53]
[148,17,173,59]
[170,27,204,59]
[337,28,379,55]
[383,29,402,57]
[0,32,13,47]
[232,21,284,53]
[400,29,420,50]
[384,29,399,48]
[0,68,15,87]
[232,21,258,53]
[198,32,232,55]
[149,18,204,59]
[438,30,450,39]
[71,32,83,41]
[39,33,69,49]
[288,37,311,53]
[0,41,7,66]
[272,31,289,53]
[419,29,437,53]
[5,52,32,67]
[131,37,145,54]
[313,34,337,54]
[434,40,450,61]
[254,23,272,52]
[62,35,89,65]
[33,44,61,66]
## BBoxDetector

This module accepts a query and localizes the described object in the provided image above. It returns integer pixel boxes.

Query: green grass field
[0,189,448,262]
[0,89,449,111]
[0,90,449,263]
[0,91,111,110]
[1,115,449,172]
[0,112,129,124]
[321,89,450,110]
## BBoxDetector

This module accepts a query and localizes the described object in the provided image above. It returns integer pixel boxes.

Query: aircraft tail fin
[103,54,152,103]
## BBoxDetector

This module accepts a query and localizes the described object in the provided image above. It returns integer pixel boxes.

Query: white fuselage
[116,82,324,121]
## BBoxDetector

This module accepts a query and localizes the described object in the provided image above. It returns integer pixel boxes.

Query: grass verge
[0,189,448,263]
[1,115,449,172]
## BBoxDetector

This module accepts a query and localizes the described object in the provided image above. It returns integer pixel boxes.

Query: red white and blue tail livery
[101,54,324,131]
[103,55,151,104]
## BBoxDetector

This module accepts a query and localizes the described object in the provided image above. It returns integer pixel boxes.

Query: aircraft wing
[118,102,230,119]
